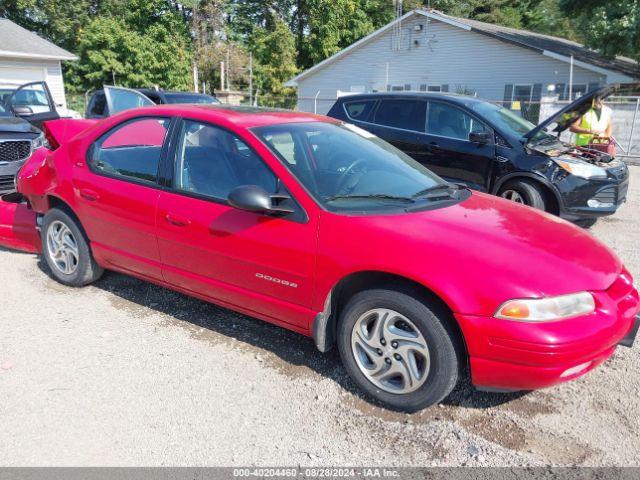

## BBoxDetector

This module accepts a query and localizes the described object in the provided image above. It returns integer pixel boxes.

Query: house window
[428,85,442,92]
[566,84,588,100]
[512,84,533,102]
[388,84,412,91]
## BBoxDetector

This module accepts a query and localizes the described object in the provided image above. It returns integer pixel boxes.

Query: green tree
[68,0,193,91]
[250,15,299,105]
[560,0,640,61]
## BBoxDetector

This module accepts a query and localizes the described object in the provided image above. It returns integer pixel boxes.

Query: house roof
[0,18,77,61]
[285,9,639,86]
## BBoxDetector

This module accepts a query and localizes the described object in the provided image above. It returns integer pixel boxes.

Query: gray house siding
[294,14,629,115]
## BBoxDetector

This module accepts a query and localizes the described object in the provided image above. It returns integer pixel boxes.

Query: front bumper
[556,161,629,220]
[457,269,640,391]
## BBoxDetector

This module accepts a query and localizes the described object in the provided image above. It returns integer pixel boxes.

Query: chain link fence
[63,90,640,161]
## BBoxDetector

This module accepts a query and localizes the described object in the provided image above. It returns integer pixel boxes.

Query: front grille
[0,140,31,162]
[0,174,15,192]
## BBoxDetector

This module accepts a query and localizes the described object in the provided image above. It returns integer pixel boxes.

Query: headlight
[31,133,49,150]
[554,156,606,179]
[495,291,595,322]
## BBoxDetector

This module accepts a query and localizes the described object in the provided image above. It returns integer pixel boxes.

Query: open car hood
[525,84,619,140]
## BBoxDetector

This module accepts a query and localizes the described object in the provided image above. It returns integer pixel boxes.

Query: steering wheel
[335,158,368,195]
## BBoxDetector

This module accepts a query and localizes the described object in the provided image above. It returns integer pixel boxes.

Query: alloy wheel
[350,308,430,394]
[500,189,525,204]
[46,220,79,275]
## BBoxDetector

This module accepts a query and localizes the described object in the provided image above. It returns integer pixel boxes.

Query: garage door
[0,65,45,88]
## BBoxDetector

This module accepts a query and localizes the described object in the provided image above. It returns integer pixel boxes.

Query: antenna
[392,0,403,51]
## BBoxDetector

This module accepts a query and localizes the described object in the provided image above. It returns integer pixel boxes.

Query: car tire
[41,207,103,287]
[337,288,461,412]
[574,218,598,229]
[499,179,546,211]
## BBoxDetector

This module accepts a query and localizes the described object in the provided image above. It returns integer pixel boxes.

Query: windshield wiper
[411,183,457,199]
[324,194,416,203]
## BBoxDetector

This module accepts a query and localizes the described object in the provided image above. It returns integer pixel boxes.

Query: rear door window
[427,102,489,141]
[343,100,376,122]
[373,99,427,132]
[89,117,170,183]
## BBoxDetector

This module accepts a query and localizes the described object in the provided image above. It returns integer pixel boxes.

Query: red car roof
[120,104,336,128]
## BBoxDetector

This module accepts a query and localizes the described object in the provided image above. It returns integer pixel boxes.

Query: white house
[0,18,77,111]
[286,9,639,115]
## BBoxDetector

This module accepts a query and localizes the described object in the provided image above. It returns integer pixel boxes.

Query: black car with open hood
[327,85,630,225]
[0,81,59,193]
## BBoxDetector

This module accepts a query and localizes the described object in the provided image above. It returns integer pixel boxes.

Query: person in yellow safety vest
[570,97,613,146]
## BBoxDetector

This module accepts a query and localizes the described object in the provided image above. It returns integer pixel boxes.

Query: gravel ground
[1,167,639,467]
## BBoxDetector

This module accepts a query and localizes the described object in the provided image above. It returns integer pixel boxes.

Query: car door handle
[79,189,99,201]
[165,213,191,227]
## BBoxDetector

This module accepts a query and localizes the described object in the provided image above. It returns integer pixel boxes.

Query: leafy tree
[0,0,96,51]
[68,0,193,91]
[560,0,640,61]
[250,15,299,104]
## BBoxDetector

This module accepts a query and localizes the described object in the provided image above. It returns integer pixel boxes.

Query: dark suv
[0,81,58,193]
[86,87,219,119]
[327,86,629,224]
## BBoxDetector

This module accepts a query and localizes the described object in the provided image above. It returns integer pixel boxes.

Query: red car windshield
[252,122,450,211]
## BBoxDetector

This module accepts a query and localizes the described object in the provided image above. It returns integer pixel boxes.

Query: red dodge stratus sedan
[9,104,640,411]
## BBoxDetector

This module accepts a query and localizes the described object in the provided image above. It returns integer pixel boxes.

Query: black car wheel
[499,179,546,211]
[41,207,103,287]
[337,287,461,412]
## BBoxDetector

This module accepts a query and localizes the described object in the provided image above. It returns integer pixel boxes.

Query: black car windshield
[252,122,451,212]
[470,102,554,143]
[165,93,219,104]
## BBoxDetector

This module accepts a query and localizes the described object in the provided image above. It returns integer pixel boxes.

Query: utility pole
[220,61,225,91]
[568,55,574,101]
[249,52,253,106]
[226,47,230,91]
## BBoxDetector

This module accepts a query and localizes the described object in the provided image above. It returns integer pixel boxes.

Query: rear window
[373,99,427,132]
[343,100,376,121]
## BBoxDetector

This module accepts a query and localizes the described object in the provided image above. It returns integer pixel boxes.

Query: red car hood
[420,192,621,292]
[320,191,622,316]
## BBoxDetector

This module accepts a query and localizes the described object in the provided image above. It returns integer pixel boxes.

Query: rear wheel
[41,208,103,287]
[337,288,461,412]
[498,179,546,211]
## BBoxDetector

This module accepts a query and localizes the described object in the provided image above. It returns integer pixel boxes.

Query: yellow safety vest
[575,106,612,146]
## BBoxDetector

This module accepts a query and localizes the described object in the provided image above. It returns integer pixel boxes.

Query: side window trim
[425,100,493,143]
[86,115,172,187]
[166,117,308,223]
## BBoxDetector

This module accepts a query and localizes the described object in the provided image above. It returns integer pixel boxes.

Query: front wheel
[337,288,461,412]
[498,179,546,211]
[41,208,103,287]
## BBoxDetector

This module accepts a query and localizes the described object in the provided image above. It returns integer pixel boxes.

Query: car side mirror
[13,106,33,117]
[228,185,295,215]
[469,131,491,144]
